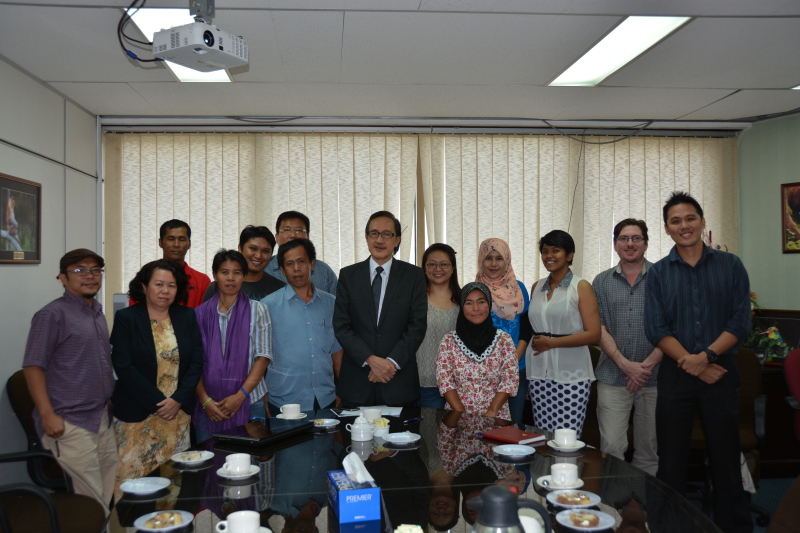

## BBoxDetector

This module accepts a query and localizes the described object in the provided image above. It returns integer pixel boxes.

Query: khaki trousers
[41,406,118,514]
[596,382,658,476]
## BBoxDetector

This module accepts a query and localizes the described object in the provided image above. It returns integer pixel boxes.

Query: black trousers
[656,383,753,533]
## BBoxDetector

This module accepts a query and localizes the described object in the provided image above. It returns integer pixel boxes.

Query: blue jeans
[417,387,446,409]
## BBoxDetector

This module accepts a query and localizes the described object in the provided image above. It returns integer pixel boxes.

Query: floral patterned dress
[435,331,519,420]
[114,318,191,494]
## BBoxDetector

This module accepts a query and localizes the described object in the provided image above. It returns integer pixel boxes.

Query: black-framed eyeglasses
[366,230,397,240]
[426,262,451,270]
[65,268,104,277]
[616,236,645,244]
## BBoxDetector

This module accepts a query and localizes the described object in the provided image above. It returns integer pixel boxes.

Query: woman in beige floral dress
[111,259,204,494]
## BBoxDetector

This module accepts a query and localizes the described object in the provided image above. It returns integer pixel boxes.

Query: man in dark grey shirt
[23,249,117,513]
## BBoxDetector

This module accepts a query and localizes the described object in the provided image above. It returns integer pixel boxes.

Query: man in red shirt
[130,219,211,308]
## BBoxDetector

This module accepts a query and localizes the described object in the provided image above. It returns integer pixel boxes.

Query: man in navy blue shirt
[645,191,752,533]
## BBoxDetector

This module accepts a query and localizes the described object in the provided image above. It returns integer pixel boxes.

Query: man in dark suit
[333,211,427,407]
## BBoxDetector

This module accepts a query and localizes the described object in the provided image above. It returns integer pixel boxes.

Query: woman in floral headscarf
[475,239,530,425]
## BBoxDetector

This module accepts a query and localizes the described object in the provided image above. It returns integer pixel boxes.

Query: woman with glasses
[416,244,461,408]
[525,230,600,436]
[436,282,519,418]
[111,259,204,493]
[474,238,529,425]
[194,249,271,442]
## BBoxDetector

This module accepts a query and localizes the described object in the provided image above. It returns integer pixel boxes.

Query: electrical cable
[542,119,653,145]
[566,130,586,233]
[118,0,164,63]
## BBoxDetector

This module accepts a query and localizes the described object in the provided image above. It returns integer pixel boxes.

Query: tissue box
[327,506,382,533]
[327,470,381,523]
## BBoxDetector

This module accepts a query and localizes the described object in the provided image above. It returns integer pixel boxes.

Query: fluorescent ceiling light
[550,16,690,87]
[793,84,800,90]
[129,8,232,83]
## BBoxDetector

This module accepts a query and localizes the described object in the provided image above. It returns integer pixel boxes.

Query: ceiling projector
[153,21,248,72]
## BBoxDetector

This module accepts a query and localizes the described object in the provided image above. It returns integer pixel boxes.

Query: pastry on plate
[144,511,183,529]
[568,511,600,528]
[557,491,591,506]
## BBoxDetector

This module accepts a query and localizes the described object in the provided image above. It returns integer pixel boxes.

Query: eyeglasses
[366,230,397,240]
[280,227,308,236]
[65,268,104,277]
[616,235,645,244]
[426,262,451,270]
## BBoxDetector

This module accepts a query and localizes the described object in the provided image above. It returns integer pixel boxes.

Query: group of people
[22,193,753,533]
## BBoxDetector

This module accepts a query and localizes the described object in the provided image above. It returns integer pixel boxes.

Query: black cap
[59,248,104,274]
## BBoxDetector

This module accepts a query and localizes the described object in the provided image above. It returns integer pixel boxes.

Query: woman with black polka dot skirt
[524,230,601,437]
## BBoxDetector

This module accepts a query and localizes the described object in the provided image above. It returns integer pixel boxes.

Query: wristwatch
[704,348,718,363]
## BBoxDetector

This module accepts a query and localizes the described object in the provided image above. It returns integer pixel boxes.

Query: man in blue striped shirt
[645,191,752,533]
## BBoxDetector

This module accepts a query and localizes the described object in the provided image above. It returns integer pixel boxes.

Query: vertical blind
[104,132,737,311]
[419,135,738,286]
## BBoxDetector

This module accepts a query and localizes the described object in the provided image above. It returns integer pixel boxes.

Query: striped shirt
[23,291,114,438]
[644,245,751,390]
[216,299,272,402]
[592,259,658,388]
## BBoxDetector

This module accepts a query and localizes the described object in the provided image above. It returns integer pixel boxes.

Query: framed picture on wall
[0,172,41,264]
[782,181,800,254]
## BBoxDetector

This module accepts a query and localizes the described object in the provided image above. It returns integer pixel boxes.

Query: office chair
[5,370,70,492]
[784,348,800,443]
[0,451,105,533]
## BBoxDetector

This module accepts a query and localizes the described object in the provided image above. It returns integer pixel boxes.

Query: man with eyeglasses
[264,210,338,294]
[591,218,662,476]
[22,249,118,513]
[333,210,427,407]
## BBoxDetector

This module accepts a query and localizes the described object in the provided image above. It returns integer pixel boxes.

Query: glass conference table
[110,407,720,533]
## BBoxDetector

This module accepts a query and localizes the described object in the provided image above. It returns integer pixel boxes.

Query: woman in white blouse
[525,230,600,436]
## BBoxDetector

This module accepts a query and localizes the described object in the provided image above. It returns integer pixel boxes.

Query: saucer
[547,439,586,452]
[536,475,584,491]
[217,464,259,479]
[277,413,307,419]
[555,509,615,531]
[133,510,193,532]
[313,418,340,428]
[120,477,171,495]
[493,444,535,459]
[546,489,602,509]
[171,450,214,465]
[382,432,420,444]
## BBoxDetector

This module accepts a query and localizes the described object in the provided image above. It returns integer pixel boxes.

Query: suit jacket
[111,303,204,422]
[333,257,428,405]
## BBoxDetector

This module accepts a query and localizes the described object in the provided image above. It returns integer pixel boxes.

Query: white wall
[738,113,800,310]
[0,56,98,483]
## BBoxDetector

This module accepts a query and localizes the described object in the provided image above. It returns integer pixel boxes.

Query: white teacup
[346,423,373,441]
[550,463,579,488]
[361,408,381,422]
[224,453,252,475]
[280,404,301,418]
[554,428,577,447]
[215,510,263,533]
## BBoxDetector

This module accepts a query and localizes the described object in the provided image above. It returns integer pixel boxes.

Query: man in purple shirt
[23,249,118,513]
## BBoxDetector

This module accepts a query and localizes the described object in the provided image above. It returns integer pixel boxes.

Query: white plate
[276,413,307,419]
[555,509,615,531]
[217,464,260,479]
[133,510,193,532]
[171,450,214,464]
[546,489,602,509]
[381,432,421,444]
[313,418,340,428]
[119,477,171,495]
[547,439,586,452]
[493,444,535,457]
[536,475,584,491]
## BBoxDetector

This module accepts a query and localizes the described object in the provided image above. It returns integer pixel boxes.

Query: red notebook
[480,427,546,445]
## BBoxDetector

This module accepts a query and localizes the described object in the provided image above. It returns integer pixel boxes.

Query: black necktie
[372,266,384,323]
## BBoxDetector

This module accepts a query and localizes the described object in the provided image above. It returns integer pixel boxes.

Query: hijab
[475,238,524,321]
[454,282,501,363]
